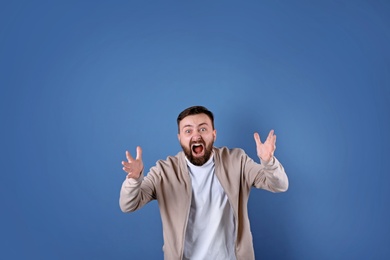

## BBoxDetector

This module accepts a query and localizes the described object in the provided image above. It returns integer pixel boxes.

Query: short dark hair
[177,106,214,133]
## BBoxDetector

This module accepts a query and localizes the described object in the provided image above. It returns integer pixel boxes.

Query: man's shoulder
[154,151,184,169]
[214,146,246,158]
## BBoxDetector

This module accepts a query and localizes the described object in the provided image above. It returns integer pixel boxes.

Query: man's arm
[254,156,288,192]
[250,130,289,192]
[119,147,155,212]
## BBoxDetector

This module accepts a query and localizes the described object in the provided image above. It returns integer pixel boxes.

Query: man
[119,106,288,260]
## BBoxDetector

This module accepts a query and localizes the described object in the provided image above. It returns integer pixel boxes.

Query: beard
[181,138,214,166]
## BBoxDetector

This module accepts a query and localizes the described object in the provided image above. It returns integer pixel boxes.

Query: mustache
[190,139,205,146]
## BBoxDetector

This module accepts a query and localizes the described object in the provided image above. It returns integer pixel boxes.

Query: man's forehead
[180,114,211,127]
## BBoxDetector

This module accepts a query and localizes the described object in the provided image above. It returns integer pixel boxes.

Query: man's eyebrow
[182,122,209,130]
[182,124,194,129]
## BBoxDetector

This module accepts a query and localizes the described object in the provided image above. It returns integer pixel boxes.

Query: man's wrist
[260,156,274,165]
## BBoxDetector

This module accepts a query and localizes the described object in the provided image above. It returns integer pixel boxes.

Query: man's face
[177,113,216,166]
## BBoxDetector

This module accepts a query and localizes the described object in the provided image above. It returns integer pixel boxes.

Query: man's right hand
[122,146,144,179]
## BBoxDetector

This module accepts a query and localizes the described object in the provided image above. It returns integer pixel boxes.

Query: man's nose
[192,133,202,141]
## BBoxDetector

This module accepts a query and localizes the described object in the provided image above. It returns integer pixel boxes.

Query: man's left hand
[254,130,276,163]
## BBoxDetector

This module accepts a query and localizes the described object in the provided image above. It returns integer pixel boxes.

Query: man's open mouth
[191,143,205,156]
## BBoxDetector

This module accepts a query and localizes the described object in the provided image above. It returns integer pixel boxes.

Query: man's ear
[213,129,217,141]
[177,133,180,142]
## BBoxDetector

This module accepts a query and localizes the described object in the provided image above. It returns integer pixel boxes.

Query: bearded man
[119,105,289,260]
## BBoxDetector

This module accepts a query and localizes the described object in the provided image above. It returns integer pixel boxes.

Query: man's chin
[190,151,212,166]
[190,157,207,166]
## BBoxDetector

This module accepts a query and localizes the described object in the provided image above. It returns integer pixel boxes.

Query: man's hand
[254,130,276,163]
[122,146,144,179]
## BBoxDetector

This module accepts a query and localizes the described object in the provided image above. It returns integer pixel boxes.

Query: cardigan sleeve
[244,153,289,193]
[119,167,158,212]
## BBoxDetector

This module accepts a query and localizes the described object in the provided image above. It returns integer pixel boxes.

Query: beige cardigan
[120,146,288,260]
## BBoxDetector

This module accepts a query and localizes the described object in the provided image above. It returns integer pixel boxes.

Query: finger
[122,161,132,168]
[136,146,143,160]
[254,132,262,146]
[122,166,132,174]
[265,130,274,143]
[268,130,276,144]
[267,129,274,140]
[126,150,135,162]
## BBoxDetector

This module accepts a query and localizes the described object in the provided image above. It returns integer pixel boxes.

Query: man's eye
[200,128,206,132]
[185,129,191,134]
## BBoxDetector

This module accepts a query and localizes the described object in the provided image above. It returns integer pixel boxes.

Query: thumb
[136,146,143,160]
[253,132,262,146]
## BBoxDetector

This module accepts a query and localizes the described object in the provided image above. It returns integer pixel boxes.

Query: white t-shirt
[183,154,236,260]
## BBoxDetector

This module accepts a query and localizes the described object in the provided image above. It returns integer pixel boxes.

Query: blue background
[1,1,389,259]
